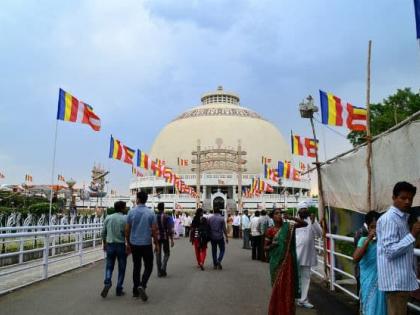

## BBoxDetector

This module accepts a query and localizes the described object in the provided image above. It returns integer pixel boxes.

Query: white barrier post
[329,236,336,291]
[43,234,50,279]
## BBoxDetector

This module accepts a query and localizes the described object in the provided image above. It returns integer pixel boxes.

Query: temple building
[129,86,312,212]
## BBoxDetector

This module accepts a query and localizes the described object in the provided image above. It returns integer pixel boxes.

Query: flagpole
[48,120,59,227]
[366,40,373,211]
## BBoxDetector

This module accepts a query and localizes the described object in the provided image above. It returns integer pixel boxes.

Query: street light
[299,95,318,118]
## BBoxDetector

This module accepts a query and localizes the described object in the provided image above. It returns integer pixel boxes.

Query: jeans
[210,239,225,266]
[155,239,170,273]
[131,244,153,289]
[242,229,251,249]
[104,243,127,293]
[184,226,190,238]
[251,235,262,260]
[232,225,240,238]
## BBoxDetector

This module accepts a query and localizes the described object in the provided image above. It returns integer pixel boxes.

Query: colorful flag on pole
[261,156,272,164]
[109,135,135,165]
[57,89,101,131]
[137,150,152,169]
[57,174,65,182]
[320,90,367,131]
[0,172,4,179]
[177,158,189,166]
[346,104,367,131]
[25,174,33,182]
[278,161,291,179]
[291,131,318,157]
[415,0,420,40]
[131,166,143,177]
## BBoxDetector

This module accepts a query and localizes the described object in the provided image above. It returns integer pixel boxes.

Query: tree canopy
[347,88,420,146]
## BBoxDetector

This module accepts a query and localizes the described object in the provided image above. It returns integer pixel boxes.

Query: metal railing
[0,224,104,294]
[313,233,420,312]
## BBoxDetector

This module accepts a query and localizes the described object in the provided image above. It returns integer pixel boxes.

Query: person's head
[392,181,417,212]
[136,191,148,205]
[186,213,189,217]
[195,208,203,218]
[176,213,179,218]
[213,205,221,214]
[244,210,248,216]
[297,201,309,219]
[254,210,260,217]
[368,219,377,233]
[114,201,126,214]
[271,209,283,225]
[228,213,231,218]
[261,210,267,216]
[235,211,239,215]
[157,202,164,213]
[364,210,380,226]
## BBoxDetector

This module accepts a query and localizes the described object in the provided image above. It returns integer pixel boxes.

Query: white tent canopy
[320,112,420,214]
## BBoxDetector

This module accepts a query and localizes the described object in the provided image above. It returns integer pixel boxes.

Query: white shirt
[241,215,250,230]
[250,217,261,236]
[232,215,241,226]
[295,217,322,266]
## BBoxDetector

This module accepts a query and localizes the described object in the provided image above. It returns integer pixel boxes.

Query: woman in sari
[353,219,387,315]
[265,209,307,315]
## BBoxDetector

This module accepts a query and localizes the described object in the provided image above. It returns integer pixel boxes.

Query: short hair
[114,201,126,213]
[393,181,417,197]
[137,191,148,204]
[261,210,267,216]
[364,210,380,225]
[157,202,164,211]
[255,210,260,217]
[213,206,220,213]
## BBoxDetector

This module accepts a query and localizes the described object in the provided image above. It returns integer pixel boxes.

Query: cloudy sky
[0,0,419,193]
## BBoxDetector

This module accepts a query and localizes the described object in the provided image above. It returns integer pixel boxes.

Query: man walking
[377,182,420,315]
[156,202,174,277]
[232,211,241,238]
[241,210,251,249]
[208,206,228,270]
[250,210,262,260]
[295,201,322,309]
[101,201,127,298]
[126,191,159,301]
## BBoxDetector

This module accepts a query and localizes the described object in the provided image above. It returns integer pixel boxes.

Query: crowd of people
[100,181,419,315]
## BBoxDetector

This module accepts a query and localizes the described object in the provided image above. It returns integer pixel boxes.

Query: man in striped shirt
[377,181,420,315]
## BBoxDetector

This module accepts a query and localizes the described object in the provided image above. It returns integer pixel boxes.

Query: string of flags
[261,156,272,164]
[109,136,197,197]
[177,158,189,166]
[131,166,144,177]
[290,131,318,158]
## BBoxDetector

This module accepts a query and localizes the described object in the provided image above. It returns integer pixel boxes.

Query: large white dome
[150,87,291,174]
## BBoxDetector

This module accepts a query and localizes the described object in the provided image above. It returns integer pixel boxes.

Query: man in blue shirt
[208,205,228,269]
[125,191,159,301]
[377,181,420,315]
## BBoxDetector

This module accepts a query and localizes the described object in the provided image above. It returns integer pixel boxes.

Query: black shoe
[217,263,223,270]
[199,264,204,271]
[138,286,148,302]
[162,270,167,277]
[101,284,111,298]
[213,265,218,270]
[116,290,125,297]
[133,288,140,298]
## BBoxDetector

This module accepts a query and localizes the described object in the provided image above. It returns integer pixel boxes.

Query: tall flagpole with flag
[415,0,420,46]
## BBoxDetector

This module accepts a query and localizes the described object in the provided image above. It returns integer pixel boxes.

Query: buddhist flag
[177,158,189,166]
[57,89,101,131]
[25,174,33,182]
[278,161,291,179]
[291,133,304,156]
[305,138,318,158]
[0,172,4,179]
[346,104,367,131]
[109,135,135,165]
[262,156,272,164]
[57,174,65,182]
[415,0,420,40]
[137,150,152,169]
[320,90,344,126]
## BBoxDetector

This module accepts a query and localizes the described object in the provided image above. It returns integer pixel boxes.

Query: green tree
[347,88,420,146]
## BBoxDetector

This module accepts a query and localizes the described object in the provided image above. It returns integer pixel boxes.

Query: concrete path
[0,238,319,315]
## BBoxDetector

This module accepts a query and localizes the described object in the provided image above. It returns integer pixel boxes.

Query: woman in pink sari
[265,209,307,315]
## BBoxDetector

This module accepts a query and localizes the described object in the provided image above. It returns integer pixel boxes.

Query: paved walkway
[0,238,318,315]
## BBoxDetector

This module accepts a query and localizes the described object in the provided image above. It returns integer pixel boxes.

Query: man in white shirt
[295,201,322,309]
[241,210,251,249]
[250,210,262,260]
[232,211,241,238]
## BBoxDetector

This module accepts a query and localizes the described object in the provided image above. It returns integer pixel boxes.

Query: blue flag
[415,0,420,39]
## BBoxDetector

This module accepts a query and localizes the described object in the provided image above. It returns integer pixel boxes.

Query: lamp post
[299,95,329,281]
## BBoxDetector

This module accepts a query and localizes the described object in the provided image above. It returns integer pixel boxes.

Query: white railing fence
[0,224,104,295]
[313,233,420,312]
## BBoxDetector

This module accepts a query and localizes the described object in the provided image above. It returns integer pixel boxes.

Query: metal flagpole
[48,120,59,227]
